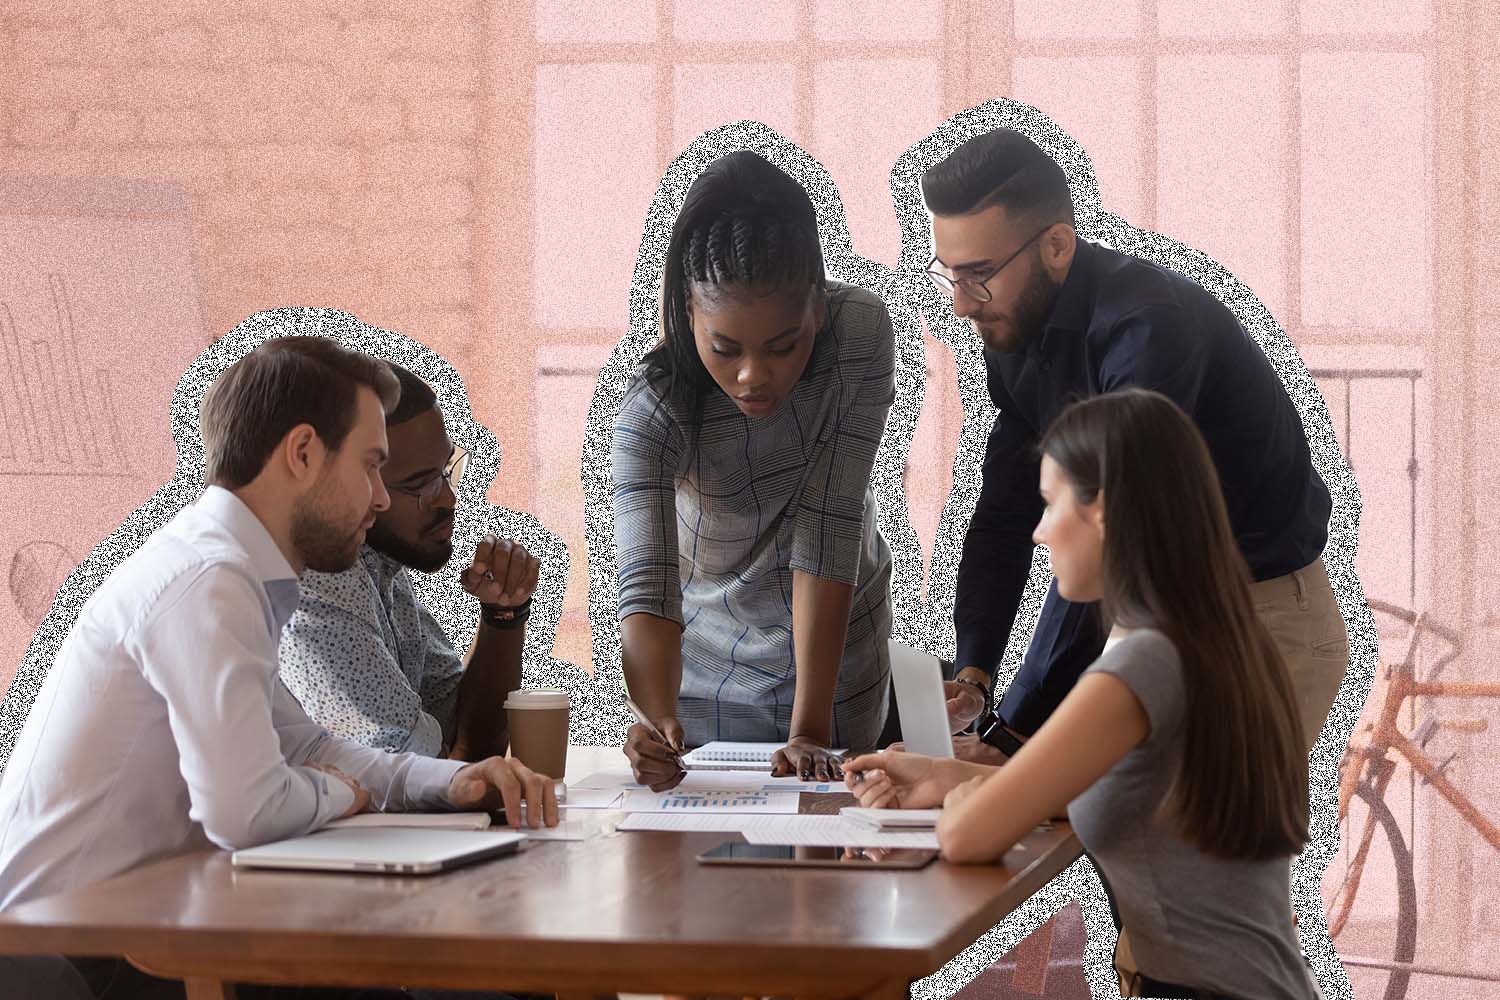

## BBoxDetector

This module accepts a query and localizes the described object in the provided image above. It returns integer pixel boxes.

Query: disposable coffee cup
[504,689,570,779]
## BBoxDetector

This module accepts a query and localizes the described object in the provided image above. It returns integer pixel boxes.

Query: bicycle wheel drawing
[9,540,76,629]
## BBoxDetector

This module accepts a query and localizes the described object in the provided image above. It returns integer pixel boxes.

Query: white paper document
[620,789,800,814]
[559,788,623,809]
[618,813,757,834]
[617,812,939,849]
[575,768,847,796]
[740,815,940,850]
[519,818,594,842]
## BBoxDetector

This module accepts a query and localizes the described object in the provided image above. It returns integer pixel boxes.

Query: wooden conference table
[0,747,1081,1000]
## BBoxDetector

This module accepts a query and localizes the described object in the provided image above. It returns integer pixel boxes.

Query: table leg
[183,978,236,1000]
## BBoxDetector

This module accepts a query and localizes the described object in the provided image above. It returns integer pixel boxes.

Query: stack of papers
[840,807,942,831]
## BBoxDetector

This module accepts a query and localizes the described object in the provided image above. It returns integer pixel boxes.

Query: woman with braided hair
[613,151,896,787]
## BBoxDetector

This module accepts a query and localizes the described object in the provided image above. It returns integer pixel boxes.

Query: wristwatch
[976,708,1026,759]
[480,597,532,630]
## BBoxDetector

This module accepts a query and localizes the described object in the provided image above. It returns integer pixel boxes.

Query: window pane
[536,1,657,44]
[1157,54,1287,319]
[675,0,798,42]
[1350,378,1416,605]
[674,62,799,151]
[534,63,658,329]
[1011,56,1146,224]
[814,0,943,41]
[812,59,941,268]
[1158,0,1285,36]
[533,344,615,672]
[1014,0,1139,38]
[1300,53,1429,329]
[1302,0,1430,35]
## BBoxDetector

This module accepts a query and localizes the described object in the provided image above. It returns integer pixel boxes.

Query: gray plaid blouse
[612,283,895,752]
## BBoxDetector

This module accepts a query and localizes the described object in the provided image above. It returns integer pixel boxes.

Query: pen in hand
[624,696,685,771]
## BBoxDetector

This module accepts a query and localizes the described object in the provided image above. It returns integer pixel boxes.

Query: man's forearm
[450,620,524,761]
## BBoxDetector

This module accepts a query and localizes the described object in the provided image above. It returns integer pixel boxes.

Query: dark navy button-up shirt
[955,238,1331,684]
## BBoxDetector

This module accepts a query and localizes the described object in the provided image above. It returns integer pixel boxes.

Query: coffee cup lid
[504,689,570,710]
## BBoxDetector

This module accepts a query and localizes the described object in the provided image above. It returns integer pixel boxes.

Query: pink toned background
[1,1,1493,997]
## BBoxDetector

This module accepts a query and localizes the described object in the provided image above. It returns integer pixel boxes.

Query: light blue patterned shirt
[279,547,464,757]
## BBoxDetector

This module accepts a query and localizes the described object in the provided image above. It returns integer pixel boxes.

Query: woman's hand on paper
[841,750,959,810]
[624,717,686,792]
[771,736,843,782]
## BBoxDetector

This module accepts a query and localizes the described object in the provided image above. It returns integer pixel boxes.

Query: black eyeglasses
[386,448,467,510]
[924,224,1053,304]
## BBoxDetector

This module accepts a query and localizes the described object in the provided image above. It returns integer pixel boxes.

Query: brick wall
[1,1,486,359]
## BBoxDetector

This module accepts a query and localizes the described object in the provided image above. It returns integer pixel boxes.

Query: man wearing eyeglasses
[921,128,1342,765]
[278,361,540,762]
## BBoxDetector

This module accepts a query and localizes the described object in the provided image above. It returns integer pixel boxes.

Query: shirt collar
[1041,237,1098,337]
[195,485,301,629]
[361,544,408,587]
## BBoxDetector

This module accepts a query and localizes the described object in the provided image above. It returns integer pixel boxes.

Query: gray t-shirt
[1068,629,1318,1000]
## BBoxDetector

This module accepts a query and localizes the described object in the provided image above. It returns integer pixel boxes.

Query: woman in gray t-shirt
[615,151,895,789]
[845,389,1317,999]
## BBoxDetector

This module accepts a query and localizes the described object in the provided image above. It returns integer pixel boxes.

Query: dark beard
[366,513,454,574]
[1011,250,1062,349]
[983,249,1062,354]
[290,498,363,574]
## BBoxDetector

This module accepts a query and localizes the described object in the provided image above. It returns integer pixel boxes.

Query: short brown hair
[201,336,400,489]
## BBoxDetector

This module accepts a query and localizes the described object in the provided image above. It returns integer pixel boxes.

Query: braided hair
[643,151,834,436]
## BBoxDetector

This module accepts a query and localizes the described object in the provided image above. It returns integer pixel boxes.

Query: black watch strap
[977,710,1025,758]
[481,597,532,630]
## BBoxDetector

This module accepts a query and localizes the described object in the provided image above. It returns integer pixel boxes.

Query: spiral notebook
[679,741,848,772]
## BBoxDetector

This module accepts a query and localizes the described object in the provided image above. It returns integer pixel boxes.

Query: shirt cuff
[403,755,467,810]
[955,634,1003,679]
[319,773,358,822]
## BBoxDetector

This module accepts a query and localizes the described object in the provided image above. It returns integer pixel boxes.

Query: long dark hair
[1040,389,1309,861]
[643,151,831,430]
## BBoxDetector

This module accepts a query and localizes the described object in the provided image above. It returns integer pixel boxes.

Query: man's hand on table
[447,756,559,829]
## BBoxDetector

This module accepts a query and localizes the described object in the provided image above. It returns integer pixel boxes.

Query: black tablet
[696,841,938,869]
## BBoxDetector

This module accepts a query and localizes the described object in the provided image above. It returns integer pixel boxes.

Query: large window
[497,0,1437,667]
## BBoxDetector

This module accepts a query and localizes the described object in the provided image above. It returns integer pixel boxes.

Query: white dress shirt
[0,487,464,909]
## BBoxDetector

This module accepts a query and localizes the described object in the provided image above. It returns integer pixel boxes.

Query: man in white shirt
[0,335,556,996]
[279,363,540,762]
